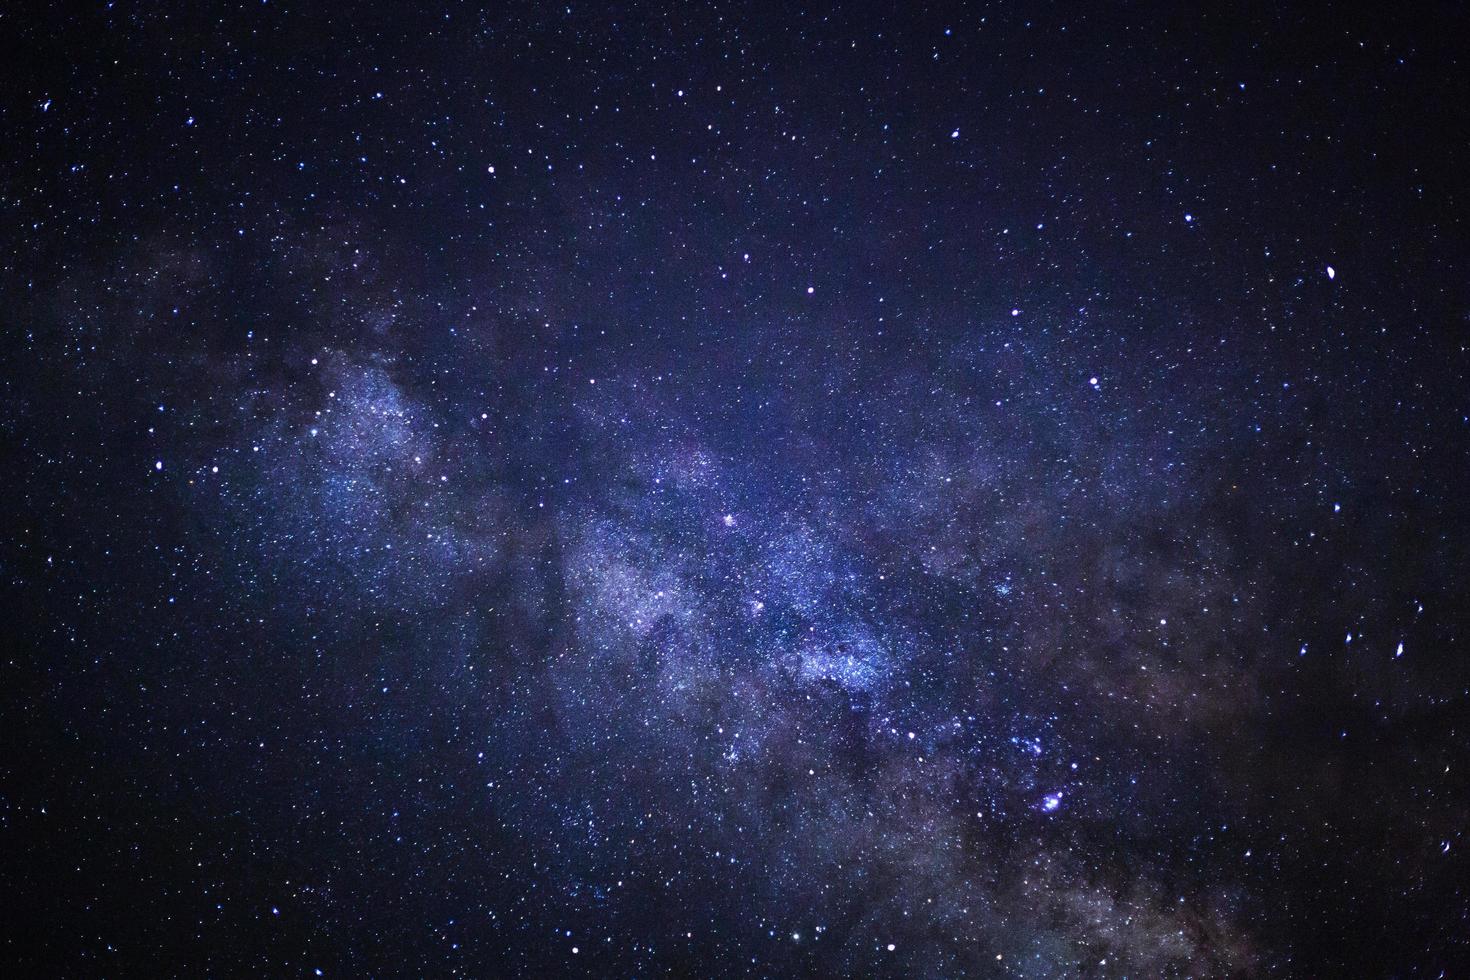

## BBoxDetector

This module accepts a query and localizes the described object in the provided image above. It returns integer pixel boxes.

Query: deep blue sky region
[4,2,1469,976]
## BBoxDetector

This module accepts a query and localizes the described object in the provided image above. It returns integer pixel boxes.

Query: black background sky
[4,2,1469,976]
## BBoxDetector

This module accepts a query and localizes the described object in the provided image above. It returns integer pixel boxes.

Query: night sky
[4,2,1470,976]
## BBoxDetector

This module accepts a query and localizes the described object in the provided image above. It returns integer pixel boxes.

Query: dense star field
[4,2,1469,976]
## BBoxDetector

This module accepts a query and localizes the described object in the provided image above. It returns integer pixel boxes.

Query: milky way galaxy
[4,3,1470,976]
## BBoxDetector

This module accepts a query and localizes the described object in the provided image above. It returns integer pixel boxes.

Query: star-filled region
[4,2,1470,976]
